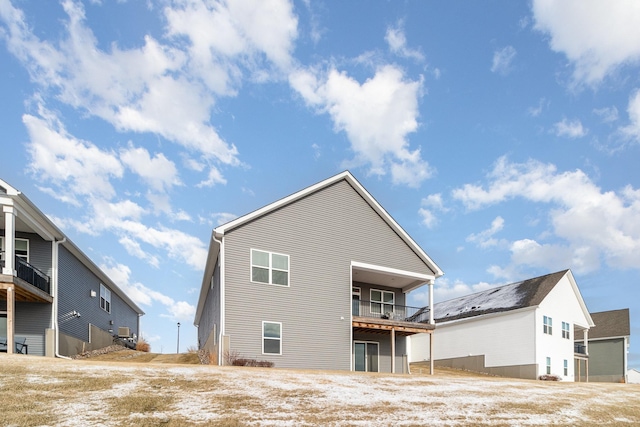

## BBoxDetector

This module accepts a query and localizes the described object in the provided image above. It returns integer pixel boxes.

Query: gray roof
[410,270,569,324]
[575,308,630,340]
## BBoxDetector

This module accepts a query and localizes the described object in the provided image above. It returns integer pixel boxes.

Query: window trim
[100,283,112,314]
[546,357,551,375]
[543,315,553,335]
[561,321,570,339]
[370,289,395,315]
[563,359,568,376]
[262,321,282,355]
[0,237,29,262]
[250,249,290,287]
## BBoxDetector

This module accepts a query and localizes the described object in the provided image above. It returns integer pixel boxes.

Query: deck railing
[574,343,587,355]
[352,299,428,323]
[1,257,51,295]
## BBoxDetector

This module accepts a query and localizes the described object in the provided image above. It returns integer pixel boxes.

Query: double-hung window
[562,321,570,339]
[546,357,551,375]
[563,359,568,376]
[251,249,289,286]
[0,237,29,262]
[262,321,282,355]
[543,315,552,335]
[100,283,111,313]
[370,290,394,315]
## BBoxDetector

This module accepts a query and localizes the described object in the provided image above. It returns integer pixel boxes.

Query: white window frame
[546,357,551,375]
[562,321,570,339]
[262,321,282,355]
[251,249,290,287]
[100,283,111,313]
[563,359,568,376]
[0,237,29,262]
[370,289,395,315]
[543,315,553,335]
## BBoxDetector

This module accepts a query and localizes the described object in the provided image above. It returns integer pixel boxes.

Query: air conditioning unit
[118,327,130,338]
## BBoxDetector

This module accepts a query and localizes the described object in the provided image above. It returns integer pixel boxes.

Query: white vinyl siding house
[409,270,594,381]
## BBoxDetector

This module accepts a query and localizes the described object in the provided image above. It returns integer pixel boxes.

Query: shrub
[224,349,242,365]
[538,374,561,381]
[136,338,151,353]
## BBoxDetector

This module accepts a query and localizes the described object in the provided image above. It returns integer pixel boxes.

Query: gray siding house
[575,308,630,383]
[194,171,443,373]
[0,179,143,357]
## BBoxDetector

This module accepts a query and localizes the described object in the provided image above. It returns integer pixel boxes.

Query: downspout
[52,238,72,360]
[213,233,224,366]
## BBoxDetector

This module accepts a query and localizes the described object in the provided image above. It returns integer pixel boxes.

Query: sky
[0,0,638,368]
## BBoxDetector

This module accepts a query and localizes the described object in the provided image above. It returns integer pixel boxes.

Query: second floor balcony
[352,299,430,324]
[1,256,51,296]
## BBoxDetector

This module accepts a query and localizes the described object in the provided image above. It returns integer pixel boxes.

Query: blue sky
[1,0,639,368]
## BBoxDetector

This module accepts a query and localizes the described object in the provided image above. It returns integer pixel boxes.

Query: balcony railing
[352,299,429,323]
[1,256,51,295]
[574,343,587,355]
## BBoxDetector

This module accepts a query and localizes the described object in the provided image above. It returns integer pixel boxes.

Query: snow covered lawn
[1,354,639,426]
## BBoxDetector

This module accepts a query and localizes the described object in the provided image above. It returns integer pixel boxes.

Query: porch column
[428,280,434,325]
[7,285,15,354]
[2,206,15,275]
[584,330,589,383]
[429,332,434,375]
[390,328,395,374]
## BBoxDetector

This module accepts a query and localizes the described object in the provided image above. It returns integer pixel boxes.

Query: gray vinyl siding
[14,302,50,356]
[198,259,221,349]
[15,232,52,278]
[588,339,626,381]
[223,179,433,370]
[58,246,139,344]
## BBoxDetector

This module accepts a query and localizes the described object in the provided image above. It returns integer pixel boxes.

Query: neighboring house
[194,171,443,373]
[409,270,594,381]
[574,308,630,383]
[0,179,143,357]
[628,369,640,384]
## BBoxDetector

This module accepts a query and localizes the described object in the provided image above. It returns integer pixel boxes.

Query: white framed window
[562,321,570,339]
[262,321,281,355]
[100,283,111,313]
[370,289,394,315]
[251,249,289,286]
[563,359,568,376]
[0,237,29,262]
[543,315,552,335]
[546,357,551,375]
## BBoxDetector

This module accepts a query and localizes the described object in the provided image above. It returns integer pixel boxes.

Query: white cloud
[532,0,640,86]
[101,261,195,322]
[553,118,587,138]
[23,111,123,199]
[290,65,432,187]
[385,23,424,62]
[466,216,506,248]
[620,89,640,142]
[491,46,517,75]
[119,236,160,268]
[120,144,181,192]
[409,278,496,306]
[419,194,446,228]
[452,156,640,272]
[528,98,548,117]
[593,106,619,123]
[197,166,227,188]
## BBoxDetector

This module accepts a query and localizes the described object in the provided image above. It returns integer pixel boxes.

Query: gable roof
[214,170,443,276]
[410,270,583,324]
[0,178,144,315]
[194,171,443,325]
[575,308,630,340]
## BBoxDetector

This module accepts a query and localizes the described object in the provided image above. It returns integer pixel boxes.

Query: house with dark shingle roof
[409,270,595,381]
[575,308,630,383]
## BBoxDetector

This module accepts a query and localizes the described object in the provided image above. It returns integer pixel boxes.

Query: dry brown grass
[0,353,639,427]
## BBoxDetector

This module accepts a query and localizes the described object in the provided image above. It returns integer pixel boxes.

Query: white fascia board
[351,261,435,282]
[586,335,631,342]
[565,270,595,327]
[194,232,220,326]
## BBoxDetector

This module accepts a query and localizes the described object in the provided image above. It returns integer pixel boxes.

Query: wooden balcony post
[391,327,395,374]
[7,285,15,354]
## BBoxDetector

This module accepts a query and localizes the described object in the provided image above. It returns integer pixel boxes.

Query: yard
[0,352,639,426]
